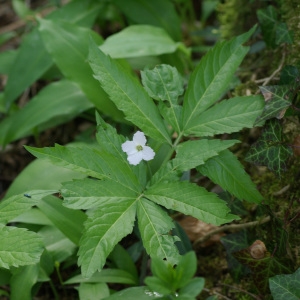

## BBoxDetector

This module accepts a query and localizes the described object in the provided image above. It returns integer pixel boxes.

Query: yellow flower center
[136,145,143,151]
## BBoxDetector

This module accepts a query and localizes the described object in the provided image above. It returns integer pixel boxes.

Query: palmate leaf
[254,85,292,125]
[198,149,263,203]
[88,40,171,144]
[78,199,137,278]
[0,225,44,269]
[185,95,264,137]
[141,64,184,133]
[182,26,256,132]
[61,178,137,210]
[137,198,180,265]
[145,181,238,226]
[269,268,300,300]
[174,139,238,171]
[245,119,293,176]
[25,144,141,192]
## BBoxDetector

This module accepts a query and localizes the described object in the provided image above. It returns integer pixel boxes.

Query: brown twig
[219,283,262,300]
[193,216,271,248]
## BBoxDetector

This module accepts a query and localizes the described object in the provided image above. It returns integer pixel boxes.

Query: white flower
[122,131,155,165]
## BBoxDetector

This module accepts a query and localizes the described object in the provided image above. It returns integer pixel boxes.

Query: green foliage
[269,268,300,300]
[245,119,293,176]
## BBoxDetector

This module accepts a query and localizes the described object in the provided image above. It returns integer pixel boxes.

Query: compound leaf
[198,149,263,203]
[78,199,137,278]
[245,120,293,176]
[185,95,264,137]
[89,40,171,144]
[182,26,256,131]
[0,225,44,269]
[145,181,238,226]
[137,198,180,264]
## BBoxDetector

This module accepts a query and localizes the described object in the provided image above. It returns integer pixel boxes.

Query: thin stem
[193,216,271,248]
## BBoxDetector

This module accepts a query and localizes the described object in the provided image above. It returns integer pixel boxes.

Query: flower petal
[121,141,137,155]
[141,146,155,161]
[133,131,146,146]
[127,152,143,165]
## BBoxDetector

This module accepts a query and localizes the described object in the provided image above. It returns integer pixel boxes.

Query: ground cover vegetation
[0,0,299,299]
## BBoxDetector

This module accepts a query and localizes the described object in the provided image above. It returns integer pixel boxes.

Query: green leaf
[0,225,44,269]
[10,264,39,300]
[78,282,110,300]
[269,268,300,300]
[4,29,53,109]
[38,18,121,119]
[88,40,171,144]
[137,198,180,264]
[257,5,278,48]
[0,50,17,74]
[198,149,263,203]
[0,190,58,224]
[174,139,238,171]
[0,80,92,146]
[174,252,197,288]
[276,22,293,45]
[102,286,158,300]
[100,25,180,58]
[254,85,292,125]
[145,276,172,295]
[185,95,264,137]
[78,199,137,278]
[37,196,86,245]
[61,178,137,210]
[245,119,293,176]
[25,144,140,192]
[112,0,181,41]
[179,277,205,298]
[141,64,184,132]
[145,181,238,225]
[182,26,256,131]
[66,269,138,285]
[233,243,293,294]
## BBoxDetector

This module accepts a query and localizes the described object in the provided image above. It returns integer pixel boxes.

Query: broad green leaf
[185,95,264,137]
[0,50,17,74]
[38,18,121,118]
[234,243,293,294]
[0,80,92,146]
[61,178,137,210]
[257,6,278,48]
[174,139,238,171]
[254,85,292,125]
[78,199,137,278]
[182,26,256,131]
[245,120,293,176]
[0,190,57,224]
[179,277,205,298]
[38,226,77,263]
[65,269,138,285]
[100,25,180,58]
[141,64,184,132]
[37,196,86,245]
[102,286,158,300]
[25,144,140,192]
[4,29,53,109]
[144,276,172,295]
[88,40,171,144]
[145,181,238,225]
[198,149,263,203]
[269,268,300,300]
[5,158,86,199]
[137,198,180,264]
[78,282,110,300]
[112,0,181,41]
[0,225,44,269]
[279,65,300,85]
[10,264,39,300]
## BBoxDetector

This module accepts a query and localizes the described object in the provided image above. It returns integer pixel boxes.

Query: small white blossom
[122,131,155,165]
